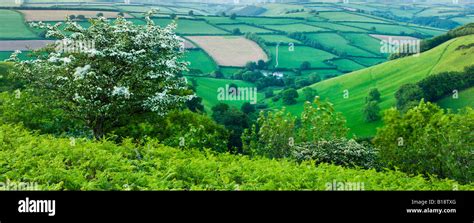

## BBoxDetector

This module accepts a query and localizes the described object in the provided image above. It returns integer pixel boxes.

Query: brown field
[186,36,268,67]
[19,10,132,22]
[0,40,55,51]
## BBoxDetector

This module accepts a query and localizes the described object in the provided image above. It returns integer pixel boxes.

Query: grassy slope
[265,35,474,137]
[437,87,474,111]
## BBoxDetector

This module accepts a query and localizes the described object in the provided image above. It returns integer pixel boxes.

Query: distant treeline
[421,23,474,52]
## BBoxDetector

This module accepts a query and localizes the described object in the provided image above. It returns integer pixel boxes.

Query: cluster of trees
[232,61,285,89]
[242,98,378,169]
[374,101,473,183]
[285,9,304,14]
[269,72,322,105]
[69,14,86,20]
[421,23,474,52]
[363,88,381,122]
[396,66,474,111]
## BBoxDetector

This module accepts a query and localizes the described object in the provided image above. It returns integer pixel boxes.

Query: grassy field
[18,10,132,22]
[267,45,336,69]
[305,33,377,57]
[258,34,301,44]
[341,22,425,35]
[265,35,474,137]
[341,33,385,56]
[350,57,386,67]
[451,16,474,25]
[330,59,366,72]
[0,10,39,40]
[260,3,305,16]
[437,87,474,111]
[183,49,217,75]
[0,51,31,61]
[152,19,228,35]
[317,11,389,23]
[217,24,274,34]
[190,77,264,113]
[416,7,463,18]
[263,24,327,33]
[410,26,447,37]
[305,22,369,32]
[220,67,242,78]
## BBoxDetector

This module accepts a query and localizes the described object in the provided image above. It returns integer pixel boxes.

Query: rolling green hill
[265,34,474,137]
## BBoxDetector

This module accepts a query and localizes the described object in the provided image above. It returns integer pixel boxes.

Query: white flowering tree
[9,12,193,138]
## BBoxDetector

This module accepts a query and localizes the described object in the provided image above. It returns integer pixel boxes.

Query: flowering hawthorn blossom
[9,12,193,138]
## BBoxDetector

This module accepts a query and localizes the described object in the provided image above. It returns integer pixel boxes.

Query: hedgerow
[0,124,472,191]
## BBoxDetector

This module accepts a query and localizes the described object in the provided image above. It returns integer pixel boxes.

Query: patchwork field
[305,33,377,57]
[317,11,389,23]
[152,19,228,35]
[341,22,425,35]
[262,23,327,33]
[190,77,264,113]
[265,35,474,137]
[217,24,274,34]
[350,57,386,67]
[330,58,366,72]
[370,34,420,42]
[305,22,369,32]
[187,36,268,67]
[267,45,336,69]
[342,33,385,55]
[0,10,39,40]
[258,34,301,44]
[451,16,474,25]
[183,49,218,75]
[18,10,132,21]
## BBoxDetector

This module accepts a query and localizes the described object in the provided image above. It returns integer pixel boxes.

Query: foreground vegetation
[0,124,471,190]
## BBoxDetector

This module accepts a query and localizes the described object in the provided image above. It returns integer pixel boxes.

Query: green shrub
[374,101,473,183]
[0,124,471,190]
[292,138,379,169]
[243,97,348,158]
[0,91,87,136]
[112,110,229,152]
